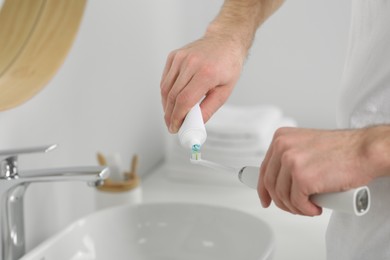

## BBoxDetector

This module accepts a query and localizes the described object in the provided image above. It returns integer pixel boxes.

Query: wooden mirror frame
[0,0,86,111]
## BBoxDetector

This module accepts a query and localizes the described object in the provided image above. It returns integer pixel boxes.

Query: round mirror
[0,0,86,111]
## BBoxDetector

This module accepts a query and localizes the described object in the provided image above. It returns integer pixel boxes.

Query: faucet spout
[0,165,109,260]
[19,166,110,186]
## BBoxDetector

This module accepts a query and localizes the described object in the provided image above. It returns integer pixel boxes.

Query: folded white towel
[205,104,297,152]
[206,104,283,137]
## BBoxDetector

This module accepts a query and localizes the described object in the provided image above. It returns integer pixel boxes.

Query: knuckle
[167,92,177,106]
[164,112,170,123]
[274,127,288,137]
[169,49,180,59]
[275,189,285,200]
[282,150,303,174]
[281,151,295,167]
[172,49,193,66]
[273,136,286,153]
[272,127,294,144]
[160,84,169,98]
[290,194,301,209]
[174,49,187,61]
[198,64,216,79]
[263,174,273,188]
[186,53,200,67]
[176,92,191,108]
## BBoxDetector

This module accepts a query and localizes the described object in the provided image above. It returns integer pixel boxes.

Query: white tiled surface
[142,164,331,260]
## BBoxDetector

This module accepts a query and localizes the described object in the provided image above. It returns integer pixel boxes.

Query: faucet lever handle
[0,144,57,161]
[0,144,57,178]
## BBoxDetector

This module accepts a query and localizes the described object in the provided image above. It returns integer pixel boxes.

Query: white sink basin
[21,202,274,260]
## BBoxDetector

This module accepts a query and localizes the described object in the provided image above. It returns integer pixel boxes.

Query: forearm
[206,0,285,56]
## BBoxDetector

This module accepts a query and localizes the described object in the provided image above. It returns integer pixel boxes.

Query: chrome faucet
[0,144,109,260]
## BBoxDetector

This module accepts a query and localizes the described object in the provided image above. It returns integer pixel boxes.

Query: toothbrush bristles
[191,151,201,160]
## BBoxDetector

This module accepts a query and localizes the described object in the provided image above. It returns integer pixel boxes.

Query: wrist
[204,24,249,60]
[205,0,284,58]
[361,125,390,178]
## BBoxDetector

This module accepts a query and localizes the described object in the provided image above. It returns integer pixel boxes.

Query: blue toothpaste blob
[191,144,201,160]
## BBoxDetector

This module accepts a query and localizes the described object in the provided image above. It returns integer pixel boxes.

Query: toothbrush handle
[238,166,370,216]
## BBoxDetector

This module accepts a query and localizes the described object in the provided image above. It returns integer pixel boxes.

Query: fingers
[160,35,244,133]
[160,51,191,124]
[274,165,294,213]
[261,160,321,216]
[261,148,298,214]
[161,51,232,133]
[259,128,321,216]
[262,149,288,211]
[167,71,218,133]
[160,50,211,133]
[259,143,273,208]
[290,180,322,216]
[160,50,175,99]
[163,70,195,131]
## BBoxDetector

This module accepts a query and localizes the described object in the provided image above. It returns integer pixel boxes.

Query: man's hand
[160,34,244,133]
[258,127,383,216]
[160,0,285,133]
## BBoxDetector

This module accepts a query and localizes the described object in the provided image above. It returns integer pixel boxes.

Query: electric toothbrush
[178,104,371,216]
[190,157,370,216]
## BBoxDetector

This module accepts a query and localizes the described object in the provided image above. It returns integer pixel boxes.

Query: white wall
[0,0,351,254]
[0,0,181,252]
[231,1,352,128]
[175,0,351,128]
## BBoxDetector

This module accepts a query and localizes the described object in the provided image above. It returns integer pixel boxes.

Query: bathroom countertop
[142,164,331,260]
